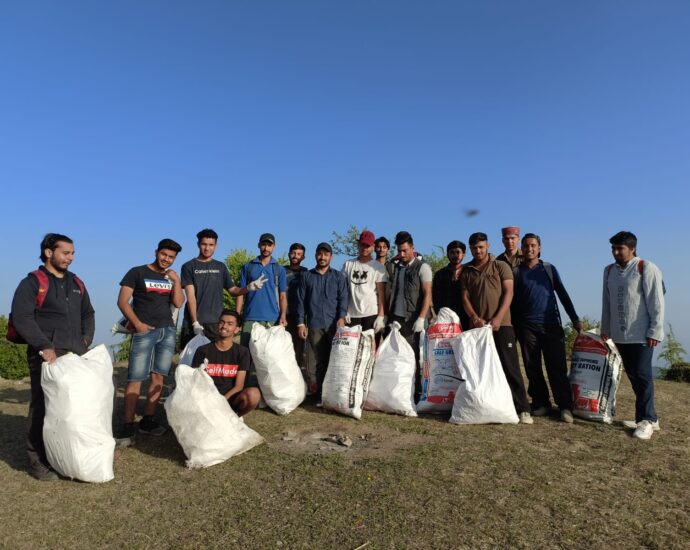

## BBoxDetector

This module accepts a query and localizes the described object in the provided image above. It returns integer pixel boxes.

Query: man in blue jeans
[117,238,185,443]
[601,231,665,440]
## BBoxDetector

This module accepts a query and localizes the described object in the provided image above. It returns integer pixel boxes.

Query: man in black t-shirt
[180,229,267,348]
[117,238,185,443]
[285,242,308,367]
[191,310,260,416]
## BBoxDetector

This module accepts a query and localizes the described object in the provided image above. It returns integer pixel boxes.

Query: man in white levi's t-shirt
[341,230,388,333]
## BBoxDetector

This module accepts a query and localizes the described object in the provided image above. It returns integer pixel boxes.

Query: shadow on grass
[0,411,27,471]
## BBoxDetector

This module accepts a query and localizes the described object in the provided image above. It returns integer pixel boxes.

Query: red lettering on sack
[206,363,239,378]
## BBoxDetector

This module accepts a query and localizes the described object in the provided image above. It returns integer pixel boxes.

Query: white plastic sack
[449,326,519,425]
[569,331,623,423]
[178,333,211,367]
[322,326,376,420]
[249,324,306,415]
[364,323,417,417]
[165,365,264,468]
[41,345,116,483]
[417,307,463,414]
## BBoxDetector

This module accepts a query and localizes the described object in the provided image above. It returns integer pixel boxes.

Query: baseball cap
[316,242,333,253]
[358,230,375,246]
[259,233,275,244]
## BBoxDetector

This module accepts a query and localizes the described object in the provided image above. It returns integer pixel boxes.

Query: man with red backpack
[9,233,95,480]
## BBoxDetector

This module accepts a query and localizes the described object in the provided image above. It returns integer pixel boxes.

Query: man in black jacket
[10,233,95,481]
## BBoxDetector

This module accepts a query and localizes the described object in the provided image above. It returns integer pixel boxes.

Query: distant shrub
[0,315,29,379]
[660,362,690,383]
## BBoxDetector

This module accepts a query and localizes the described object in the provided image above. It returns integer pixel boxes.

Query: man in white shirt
[341,230,387,333]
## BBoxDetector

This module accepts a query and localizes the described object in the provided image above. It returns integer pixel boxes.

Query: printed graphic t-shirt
[191,342,251,396]
[341,259,389,317]
[181,258,236,324]
[120,265,175,328]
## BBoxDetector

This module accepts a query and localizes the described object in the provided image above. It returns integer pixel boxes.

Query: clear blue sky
[1,1,688,359]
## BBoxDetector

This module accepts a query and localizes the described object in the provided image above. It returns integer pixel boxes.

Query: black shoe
[115,422,136,447]
[138,416,167,436]
[29,461,59,481]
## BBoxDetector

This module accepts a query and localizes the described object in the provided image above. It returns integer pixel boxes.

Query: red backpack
[6,270,85,345]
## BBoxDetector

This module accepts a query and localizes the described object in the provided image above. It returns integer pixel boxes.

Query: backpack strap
[30,269,50,309]
[272,262,280,306]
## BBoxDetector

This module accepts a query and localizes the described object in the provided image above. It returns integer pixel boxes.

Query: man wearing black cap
[285,242,308,367]
[296,242,349,398]
[236,233,288,347]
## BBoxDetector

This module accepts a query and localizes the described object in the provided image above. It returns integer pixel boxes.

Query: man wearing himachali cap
[496,226,524,268]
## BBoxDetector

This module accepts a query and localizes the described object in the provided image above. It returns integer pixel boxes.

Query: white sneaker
[633,420,655,440]
[623,419,660,431]
[519,412,534,425]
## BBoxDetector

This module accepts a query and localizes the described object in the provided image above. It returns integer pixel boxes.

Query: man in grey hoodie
[601,231,665,440]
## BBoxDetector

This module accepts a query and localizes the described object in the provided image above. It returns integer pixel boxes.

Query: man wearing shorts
[191,310,260,416]
[117,238,185,442]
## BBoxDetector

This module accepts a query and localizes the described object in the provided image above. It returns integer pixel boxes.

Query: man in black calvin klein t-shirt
[191,309,260,417]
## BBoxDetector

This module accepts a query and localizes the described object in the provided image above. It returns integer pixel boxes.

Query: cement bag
[417,307,463,414]
[165,365,264,468]
[249,324,306,415]
[449,326,519,425]
[178,333,211,367]
[569,332,623,423]
[322,326,376,420]
[41,345,115,483]
[364,323,417,416]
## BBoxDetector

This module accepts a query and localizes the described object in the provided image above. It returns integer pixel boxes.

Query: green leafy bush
[0,315,29,379]
[660,362,690,383]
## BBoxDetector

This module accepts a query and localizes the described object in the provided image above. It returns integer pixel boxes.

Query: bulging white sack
[178,333,211,367]
[569,332,623,423]
[322,326,376,420]
[417,307,463,414]
[249,324,306,415]
[449,326,519,425]
[364,323,417,416]
[165,365,264,468]
[41,345,116,483]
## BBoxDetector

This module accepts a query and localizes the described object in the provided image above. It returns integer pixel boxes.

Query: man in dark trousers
[10,233,95,480]
[512,233,582,423]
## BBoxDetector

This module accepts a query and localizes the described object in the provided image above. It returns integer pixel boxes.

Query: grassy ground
[1,364,689,549]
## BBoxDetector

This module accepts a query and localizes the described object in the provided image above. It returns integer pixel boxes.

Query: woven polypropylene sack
[249,324,306,415]
[41,345,116,483]
[165,365,264,468]
[449,326,519,425]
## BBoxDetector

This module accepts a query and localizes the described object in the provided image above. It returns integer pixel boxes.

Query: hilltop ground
[1,364,689,549]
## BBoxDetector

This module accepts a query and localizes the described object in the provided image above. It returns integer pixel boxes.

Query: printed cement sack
[41,345,116,483]
[569,331,623,423]
[449,326,519,425]
[417,307,463,414]
[178,333,211,367]
[249,324,306,415]
[165,365,264,468]
[322,326,376,420]
[364,323,417,417]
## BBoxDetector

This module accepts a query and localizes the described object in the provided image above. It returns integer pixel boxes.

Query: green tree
[224,248,254,310]
[658,324,690,383]
[114,335,132,363]
[424,245,448,275]
[330,225,368,257]
[564,316,600,358]
[658,324,686,367]
[0,315,29,379]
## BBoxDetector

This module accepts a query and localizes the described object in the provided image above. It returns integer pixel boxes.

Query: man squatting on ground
[117,239,185,441]
[10,233,95,481]
[180,228,267,348]
[236,233,288,348]
[386,231,433,399]
[296,242,349,399]
[461,232,533,424]
[432,240,469,330]
[191,310,260,416]
[601,231,665,440]
[512,233,582,423]
[341,230,387,333]
[285,242,309,369]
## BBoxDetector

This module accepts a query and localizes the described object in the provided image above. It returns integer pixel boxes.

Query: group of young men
[10,226,666,480]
